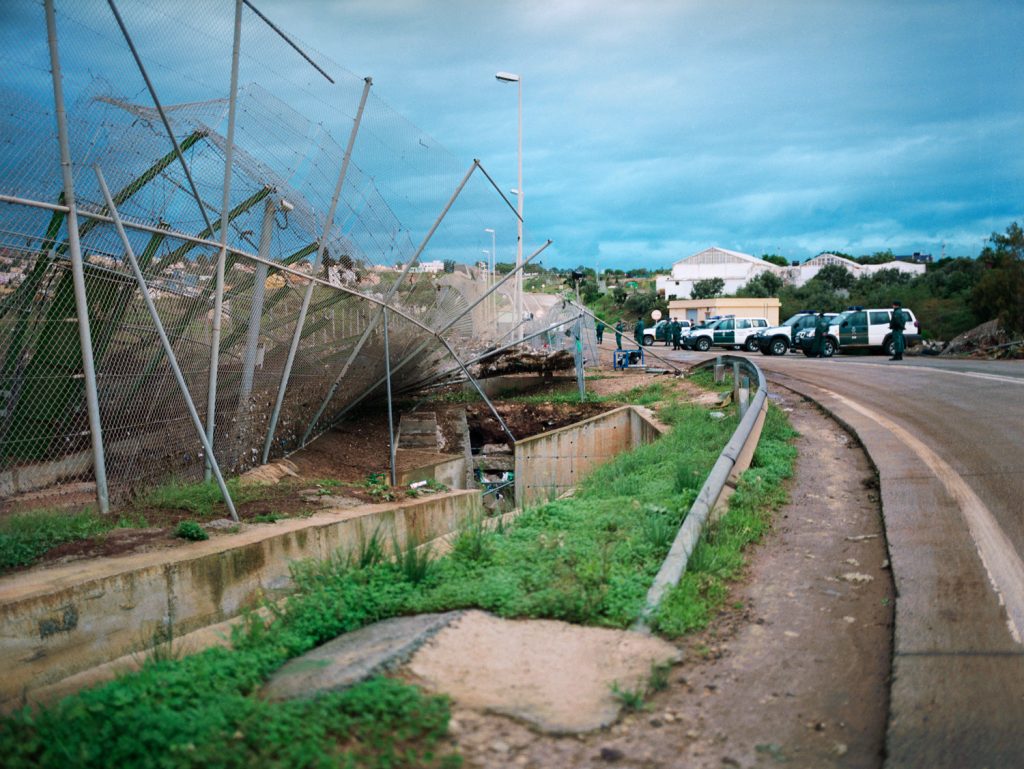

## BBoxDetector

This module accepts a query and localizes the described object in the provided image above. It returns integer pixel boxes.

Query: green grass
[505,380,674,407]
[137,477,263,516]
[0,508,109,572]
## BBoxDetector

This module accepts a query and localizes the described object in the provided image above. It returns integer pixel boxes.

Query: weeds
[175,520,208,541]
[610,681,649,712]
[393,533,433,584]
[138,477,261,516]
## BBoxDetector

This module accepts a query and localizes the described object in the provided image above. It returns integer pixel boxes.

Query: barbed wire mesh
[0,0,543,508]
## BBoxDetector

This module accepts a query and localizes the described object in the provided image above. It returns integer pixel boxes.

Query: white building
[656,247,926,300]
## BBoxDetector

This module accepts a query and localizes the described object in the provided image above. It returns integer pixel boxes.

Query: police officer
[672,317,683,350]
[812,311,829,358]
[889,300,907,361]
[595,319,605,345]
[634,318,644,347]
[614,319,624,350]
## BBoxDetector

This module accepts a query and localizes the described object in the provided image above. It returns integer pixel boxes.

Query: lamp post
[484,227,496,327]
[495,71,522,340]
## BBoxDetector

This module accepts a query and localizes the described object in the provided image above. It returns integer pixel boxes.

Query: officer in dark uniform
[595,319,605,345]
[889,301,907,360]
[634,318,644,347]
[812,311,829,358]
[671,318,682,350]
[614,319,624,350]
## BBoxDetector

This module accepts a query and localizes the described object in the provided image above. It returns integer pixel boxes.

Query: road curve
[666,348,1024,767]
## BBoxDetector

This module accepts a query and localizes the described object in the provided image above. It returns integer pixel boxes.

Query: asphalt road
[652,344,1024,767]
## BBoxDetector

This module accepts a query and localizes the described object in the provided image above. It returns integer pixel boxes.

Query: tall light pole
[495,71,523,340]
[484,227,496,327]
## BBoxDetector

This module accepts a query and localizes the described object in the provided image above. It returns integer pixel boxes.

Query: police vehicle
[683,316,769,352]
[753,311,839,356]
[642,318,691,345]
[794,306,921,357]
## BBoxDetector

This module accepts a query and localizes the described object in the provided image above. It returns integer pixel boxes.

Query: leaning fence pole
[298,160,479,447]
[205,0,244,481]
[95,166,238,522]
[383,309,397,487]
[45,0,110,513]
[261,77,373,464]
[436,337,516,443]
[237,197,275,408]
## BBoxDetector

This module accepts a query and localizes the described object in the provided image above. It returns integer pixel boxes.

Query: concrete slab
[262,612,463,702]
[406,610,681,734]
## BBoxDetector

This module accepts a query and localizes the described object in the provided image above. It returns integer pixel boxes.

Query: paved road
[650,345,1024,767]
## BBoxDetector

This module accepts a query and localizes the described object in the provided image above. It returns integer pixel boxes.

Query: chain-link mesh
[0,0,529,507]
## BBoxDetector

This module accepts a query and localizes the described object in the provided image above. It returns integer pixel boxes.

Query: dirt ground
[435,387,895,769]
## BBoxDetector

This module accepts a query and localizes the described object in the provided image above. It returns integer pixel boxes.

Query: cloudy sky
[2,1,1022,270]
[272,0,1023,268]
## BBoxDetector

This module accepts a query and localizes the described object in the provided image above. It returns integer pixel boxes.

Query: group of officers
[591,300,909,361]
[593,317,687,350]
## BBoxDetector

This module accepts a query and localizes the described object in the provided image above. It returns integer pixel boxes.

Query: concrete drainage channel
[0,362,770,716]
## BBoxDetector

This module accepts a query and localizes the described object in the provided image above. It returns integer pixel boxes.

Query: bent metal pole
[261,76,373,464]
[45,0,110,513]
[95,165,239,522]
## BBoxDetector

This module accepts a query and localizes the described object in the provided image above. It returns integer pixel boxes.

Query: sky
[2,0,1022,271]
[271,0,1024,268]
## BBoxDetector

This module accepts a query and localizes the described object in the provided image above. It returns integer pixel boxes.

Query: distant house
[656,246,926,300]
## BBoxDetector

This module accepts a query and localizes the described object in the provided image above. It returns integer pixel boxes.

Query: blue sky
[2,1,1022,270]
[273,0,1024,268]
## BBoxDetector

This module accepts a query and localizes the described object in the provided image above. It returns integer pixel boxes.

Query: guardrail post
[714,356,725,382]
[732,361,741,403]
[738,375,750,419]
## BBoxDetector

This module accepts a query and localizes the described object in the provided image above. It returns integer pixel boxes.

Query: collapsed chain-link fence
[0,0,555,511]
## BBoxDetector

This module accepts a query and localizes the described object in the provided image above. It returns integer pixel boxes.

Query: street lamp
[495,71,523,340]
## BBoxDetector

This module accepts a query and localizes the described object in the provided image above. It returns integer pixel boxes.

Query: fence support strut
[95,165,238,522]
[45,0,110,513]
[262,76,373,464]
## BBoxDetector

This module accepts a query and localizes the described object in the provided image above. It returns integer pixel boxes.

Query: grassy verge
[651,403,798,635]
[0,380,798,768]
[0,509,111,572]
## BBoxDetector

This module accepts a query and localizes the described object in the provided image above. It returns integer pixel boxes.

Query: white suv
[795,307,921,357]
[683,316,769,352]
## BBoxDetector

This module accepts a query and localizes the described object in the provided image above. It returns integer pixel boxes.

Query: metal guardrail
[636,355,769,629]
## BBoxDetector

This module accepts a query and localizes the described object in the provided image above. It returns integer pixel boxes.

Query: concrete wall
[0,490,482,711]
[514,406,667,507]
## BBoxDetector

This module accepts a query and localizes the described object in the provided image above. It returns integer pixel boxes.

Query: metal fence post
[205,0,244,480]
[45,0,110,513]
[262,76,373,464]
[95,166,238,522]
[238,197,275,407]
[383,309,397,487]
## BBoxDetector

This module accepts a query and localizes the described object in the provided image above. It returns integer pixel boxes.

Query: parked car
[643,318,692,345]
[684,316,769,352]
[794,307,921,357]
[754,311,839,356]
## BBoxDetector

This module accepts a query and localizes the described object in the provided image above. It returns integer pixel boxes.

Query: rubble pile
[474,347,575,378]
[937,320,1024,359]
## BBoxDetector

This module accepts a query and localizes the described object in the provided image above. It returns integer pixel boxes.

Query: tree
[691,277,725,299]
[813,263,855,291]
[442,259,456,274]
[762,254,789,267]
[737,271,783,297]
[972,222,1024,334]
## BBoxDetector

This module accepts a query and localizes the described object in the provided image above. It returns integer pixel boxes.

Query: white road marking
[820,387,1024,645]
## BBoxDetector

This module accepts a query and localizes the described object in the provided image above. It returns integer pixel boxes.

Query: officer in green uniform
[671,318,682,350]
[614,319,624,349]
[889,300,907,361]
[812,311,829,358]
[595,319,605,345]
